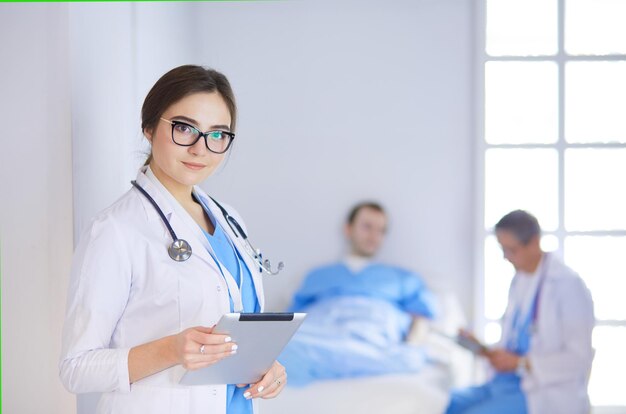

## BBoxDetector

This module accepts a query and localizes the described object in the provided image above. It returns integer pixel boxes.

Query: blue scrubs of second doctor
[59,65,287,414]
[445,273,537,414]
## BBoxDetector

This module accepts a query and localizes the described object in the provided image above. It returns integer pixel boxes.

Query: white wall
[69,3,202,240]
[0,4,75,413]
[192,0,475,313]
[69,3,139,241]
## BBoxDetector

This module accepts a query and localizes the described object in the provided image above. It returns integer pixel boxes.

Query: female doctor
[60,65,286,413]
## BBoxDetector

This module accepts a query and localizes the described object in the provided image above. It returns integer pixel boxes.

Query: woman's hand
[128,326,237,383]
[240,361,287,400]
[173,326,238,371]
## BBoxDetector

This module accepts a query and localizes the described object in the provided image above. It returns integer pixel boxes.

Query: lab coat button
[217,285,222,292]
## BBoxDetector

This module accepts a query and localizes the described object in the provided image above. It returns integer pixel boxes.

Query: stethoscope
[131,180,284,275]
[508,255,549,351]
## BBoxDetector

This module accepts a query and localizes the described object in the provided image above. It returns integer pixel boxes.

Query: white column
[0,4,75,413]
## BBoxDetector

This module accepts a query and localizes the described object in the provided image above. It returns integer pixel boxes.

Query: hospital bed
[261,291,472,414]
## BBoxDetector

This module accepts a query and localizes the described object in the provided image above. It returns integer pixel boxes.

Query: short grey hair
[495,210,541,245]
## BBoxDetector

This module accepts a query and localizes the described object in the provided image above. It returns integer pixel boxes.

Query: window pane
[565,0,626,55]
[484,321,502,345]
[564,236,626,320]
[540,234,559,253]
[485,148,559,230]
[484,235,515,320]
[565,149,626,230]
[589,326,626,406]
[485,62,558,144]
[565,62,626,143]
[486,0,557,56]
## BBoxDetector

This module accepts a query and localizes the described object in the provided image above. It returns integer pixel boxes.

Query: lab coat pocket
[141,255,183,305]
[127,258,185,336]
[100,385,190,414]
[178,257,225,328]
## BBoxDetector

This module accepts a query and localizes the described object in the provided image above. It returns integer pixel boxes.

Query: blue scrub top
[200,204,259,414]
[506,288,539,356]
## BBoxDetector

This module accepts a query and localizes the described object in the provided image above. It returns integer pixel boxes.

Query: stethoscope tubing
[131,180,177,241]
[131,180,283,273]
[131,180,193,261]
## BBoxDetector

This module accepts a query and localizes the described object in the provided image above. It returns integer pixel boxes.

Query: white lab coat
[500,253,595,414]
[60,167,265,414]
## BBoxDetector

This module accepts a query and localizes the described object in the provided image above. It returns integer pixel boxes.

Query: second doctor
[60,65,286,413]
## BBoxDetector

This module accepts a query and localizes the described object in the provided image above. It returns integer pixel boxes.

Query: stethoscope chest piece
[168,239,192,262]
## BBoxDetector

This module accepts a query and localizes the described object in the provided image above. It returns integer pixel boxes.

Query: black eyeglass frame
[159,117,235,154]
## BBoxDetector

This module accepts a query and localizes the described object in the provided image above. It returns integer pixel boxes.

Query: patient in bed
[279,202,437,386]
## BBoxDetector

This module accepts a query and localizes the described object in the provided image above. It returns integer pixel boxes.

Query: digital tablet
[455,334,488,354]
[180,312,306,386]
[432,328,488,354]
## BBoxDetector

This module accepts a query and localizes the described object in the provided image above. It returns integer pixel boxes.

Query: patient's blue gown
[279,262,437,385]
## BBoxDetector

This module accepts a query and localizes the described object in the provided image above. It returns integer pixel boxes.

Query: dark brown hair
[346,202,386,225]
[141,65,237,165]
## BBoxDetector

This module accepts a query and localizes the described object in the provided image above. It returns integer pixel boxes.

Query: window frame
[474,0,626,410]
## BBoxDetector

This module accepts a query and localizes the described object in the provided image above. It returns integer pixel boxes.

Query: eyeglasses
[159,117,235,154]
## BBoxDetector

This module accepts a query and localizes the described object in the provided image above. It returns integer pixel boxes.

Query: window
[477,0,626,408]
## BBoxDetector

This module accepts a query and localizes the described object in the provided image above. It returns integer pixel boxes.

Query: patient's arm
[405,316,431,344]
[289,291,315,312]
[288,266,339,311]
[399,273,438,319]
[288,272,321,311]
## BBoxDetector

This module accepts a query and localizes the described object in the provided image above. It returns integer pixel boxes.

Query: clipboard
[180,312,306,386]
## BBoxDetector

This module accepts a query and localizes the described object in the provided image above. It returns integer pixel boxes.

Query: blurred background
[0,0,624,412]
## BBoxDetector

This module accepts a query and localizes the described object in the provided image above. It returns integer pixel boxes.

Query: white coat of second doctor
[500,252,595,414]
[60,166,265,413]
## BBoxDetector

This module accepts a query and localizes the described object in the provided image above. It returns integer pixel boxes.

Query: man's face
[345,207,387,257]
[496,229,540,272]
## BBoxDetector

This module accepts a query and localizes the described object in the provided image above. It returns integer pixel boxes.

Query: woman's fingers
[183,347,237,370]
[194,325,216,334]
[188,328,232,347]
[258,373,287,399]
[243,361,287,399]
[244,374,287,399]
[178,326,238,370]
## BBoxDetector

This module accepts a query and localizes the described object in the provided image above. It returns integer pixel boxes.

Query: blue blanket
[279,262,436,386]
